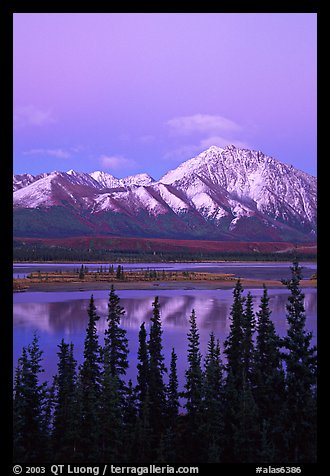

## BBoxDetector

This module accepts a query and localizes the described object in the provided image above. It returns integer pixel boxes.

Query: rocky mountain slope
[13,145,317,241]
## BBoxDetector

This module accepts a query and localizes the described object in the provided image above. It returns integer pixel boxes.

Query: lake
[13,284,317,389]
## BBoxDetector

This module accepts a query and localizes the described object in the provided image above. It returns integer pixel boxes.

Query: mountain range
[13,145,317,242]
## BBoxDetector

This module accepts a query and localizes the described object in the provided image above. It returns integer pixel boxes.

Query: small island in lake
[13,266,317,292]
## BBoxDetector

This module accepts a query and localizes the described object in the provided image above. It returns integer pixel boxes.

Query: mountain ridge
[13,145,317,242]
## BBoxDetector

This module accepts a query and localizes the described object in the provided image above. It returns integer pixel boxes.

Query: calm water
[13,261,316,280]
[13,286,317,388]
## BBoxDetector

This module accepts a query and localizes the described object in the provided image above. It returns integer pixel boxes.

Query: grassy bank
[13,269,317,292]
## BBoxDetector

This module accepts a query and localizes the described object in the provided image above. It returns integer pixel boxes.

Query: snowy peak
[89,171,121,189]
[160,145,271,185]
[14,172,58,208]
[160,145,316,222]
[13,173,36,191]
[120,173,155,187]
[89,171,155,188]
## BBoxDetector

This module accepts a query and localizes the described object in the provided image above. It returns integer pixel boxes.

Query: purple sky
[13,13,317,178]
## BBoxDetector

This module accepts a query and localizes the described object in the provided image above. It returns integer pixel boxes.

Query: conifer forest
[13,261,317,464]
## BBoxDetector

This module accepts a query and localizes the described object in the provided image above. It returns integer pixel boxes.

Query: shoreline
[13,257,317,265]
[13,278,317,293]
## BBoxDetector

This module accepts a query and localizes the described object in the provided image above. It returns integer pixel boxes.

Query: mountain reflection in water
[14,288,317,385]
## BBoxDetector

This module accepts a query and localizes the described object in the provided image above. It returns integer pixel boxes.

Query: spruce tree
[104,285,129,381]
[116,265,124,280]
[224,279,245,382]
[13,347,31,462]
[185,309,203,416]
[241,291,256,385]
[122,379,138,463]
[100,286,129,462]
[203,332,224,462]
[135,322,153,462]
[253,285,285,461]
[43,381,55,461]
[167,348,179,427]
[223,280,259,462]
[281,259,317,462]
[79,264,85,280]
[99,363,123,462]
[148,297,167,439]
[232,377,259,463]
[52,340,78,461]
[159,348,180,464]
[134,390,152,464]
[136,322,149,411]
[13,333,49,463]
[183,309,204,462]
[76,295,102,461]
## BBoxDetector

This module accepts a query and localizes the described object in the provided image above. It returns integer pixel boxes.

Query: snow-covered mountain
[160,145,316,231]
[13,145,317,241]
[13,172,51,192]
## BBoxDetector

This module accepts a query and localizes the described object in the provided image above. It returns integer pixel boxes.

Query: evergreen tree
[136,322,149,411]
[167,348,179,427]
[116,265,124,280]
[13,347,31,462]
[156,427,178,464]
[52,340,78,461]
[100,286,129,462]
[232,377,260,463]
[78,264,85,280]
[241,292,256,385]
[281,259,317,462]
[148,297,167,440]
[160,348,180,464]
[76,295,101,461]
[134,390,152,464]
[99,365,123,462]
[184,309,203,416]
[224,366,260,463]
[223,280,259,462]
[134,321,153,461]
[183,309,204,462]
[13,334,49,463]
[104,285,129,381]
[42,380,55,461]
[253,285,285,461]
[122,379,138,463]
[224,279,245,382]
[203,332,224,462]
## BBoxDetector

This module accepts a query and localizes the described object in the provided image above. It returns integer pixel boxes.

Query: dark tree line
[13,260,317,464]
[13,241,316,263]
